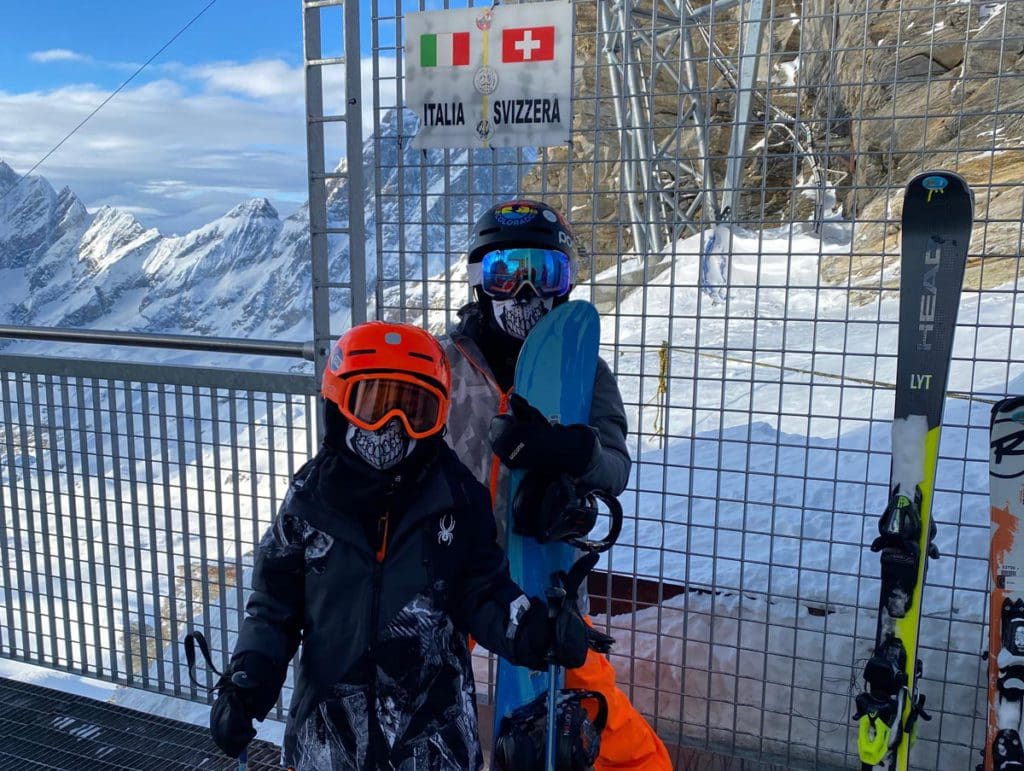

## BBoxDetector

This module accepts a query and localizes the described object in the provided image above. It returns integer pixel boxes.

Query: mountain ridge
[0,109,523,345]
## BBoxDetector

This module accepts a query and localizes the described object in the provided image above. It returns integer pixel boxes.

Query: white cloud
[0,57,399,234]
[187,60,305,101]
[30,49,92,64]
[88,204,165,219]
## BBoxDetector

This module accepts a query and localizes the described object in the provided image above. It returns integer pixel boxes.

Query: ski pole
[546,663,557,771]
[545,585,566,771]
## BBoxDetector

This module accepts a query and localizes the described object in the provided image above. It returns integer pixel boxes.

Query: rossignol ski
[983,397,1024,771]
[854,170,972,770]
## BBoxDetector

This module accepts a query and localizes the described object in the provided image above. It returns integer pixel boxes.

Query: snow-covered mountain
[0,109,522,344]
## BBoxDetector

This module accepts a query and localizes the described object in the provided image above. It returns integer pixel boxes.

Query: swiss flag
[501,26,555,63]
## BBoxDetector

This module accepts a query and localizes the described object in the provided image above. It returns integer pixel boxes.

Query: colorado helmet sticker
[494,201,538,226]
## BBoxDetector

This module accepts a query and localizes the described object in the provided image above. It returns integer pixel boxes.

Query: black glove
[513,598,557,671]
[209,653,281,758]
[512,555,614,671]
[552,553,615,664]
[210,682,255,758]
[489,393,597,476]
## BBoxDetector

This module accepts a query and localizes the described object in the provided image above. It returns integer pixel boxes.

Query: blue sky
[1,1,302,92]
[0,0,409,234]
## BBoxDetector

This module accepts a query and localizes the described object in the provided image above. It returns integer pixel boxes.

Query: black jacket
[233,441,524,770]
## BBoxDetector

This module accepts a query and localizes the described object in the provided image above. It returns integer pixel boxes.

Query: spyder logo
[438,514,456,546]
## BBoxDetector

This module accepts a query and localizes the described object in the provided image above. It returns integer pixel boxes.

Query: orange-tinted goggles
[338,373,446,439]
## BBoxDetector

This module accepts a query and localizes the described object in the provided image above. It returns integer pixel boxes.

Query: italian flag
[420,32,471,67]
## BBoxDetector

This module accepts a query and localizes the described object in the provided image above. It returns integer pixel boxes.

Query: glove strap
[184,630,226,688]
[184,630,251,694]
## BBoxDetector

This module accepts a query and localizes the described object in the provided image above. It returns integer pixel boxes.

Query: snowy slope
[583,223,1008,768]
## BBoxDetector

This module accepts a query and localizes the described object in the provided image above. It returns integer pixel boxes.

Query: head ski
[853,171,972,770]
[983,397,1024,771]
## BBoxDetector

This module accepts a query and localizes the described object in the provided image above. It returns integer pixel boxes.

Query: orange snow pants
[565,644,673,770]
[471,630,672,769]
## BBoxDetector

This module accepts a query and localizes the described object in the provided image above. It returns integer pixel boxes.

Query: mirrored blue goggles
[479,248,572,300]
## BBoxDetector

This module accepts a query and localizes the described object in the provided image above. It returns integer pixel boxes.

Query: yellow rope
[649,340,669,446]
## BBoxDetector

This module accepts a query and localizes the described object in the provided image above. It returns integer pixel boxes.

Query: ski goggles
[478,248,572,300]
[337,373,447,439]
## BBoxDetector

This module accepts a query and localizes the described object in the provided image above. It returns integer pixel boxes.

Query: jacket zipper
[489,389,511,506]
[367,513,387,767]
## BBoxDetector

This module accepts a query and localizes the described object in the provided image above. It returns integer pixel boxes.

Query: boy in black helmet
[441,200,672,770]
[206,321,607,770]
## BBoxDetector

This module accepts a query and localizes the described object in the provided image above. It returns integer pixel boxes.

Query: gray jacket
[440,303,631,545]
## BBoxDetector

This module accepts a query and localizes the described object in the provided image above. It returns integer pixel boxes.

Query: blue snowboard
[492,300,601,757]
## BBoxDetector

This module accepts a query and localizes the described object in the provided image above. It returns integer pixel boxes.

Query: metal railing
[0,339,316,712]
[362,1,1024,769]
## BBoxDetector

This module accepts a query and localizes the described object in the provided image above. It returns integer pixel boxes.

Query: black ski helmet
[467,200,580,299]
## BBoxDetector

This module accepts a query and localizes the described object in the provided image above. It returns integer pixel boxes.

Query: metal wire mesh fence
[367,0,1024,768]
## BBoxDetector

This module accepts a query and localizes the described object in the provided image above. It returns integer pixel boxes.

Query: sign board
[405,1,573,149]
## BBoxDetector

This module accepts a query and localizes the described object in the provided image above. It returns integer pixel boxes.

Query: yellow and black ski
[854,171,972,770]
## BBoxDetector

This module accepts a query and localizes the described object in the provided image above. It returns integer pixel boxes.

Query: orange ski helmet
[321,321,451,439]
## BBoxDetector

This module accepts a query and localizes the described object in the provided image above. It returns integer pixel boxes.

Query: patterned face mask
[345,417,417,470]
[491,295,554,339]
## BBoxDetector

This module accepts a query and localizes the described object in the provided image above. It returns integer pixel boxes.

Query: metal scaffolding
[598,0,766,255]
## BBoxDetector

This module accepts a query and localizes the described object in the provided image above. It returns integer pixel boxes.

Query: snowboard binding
[494,689,608,771]
[512,472,623,553]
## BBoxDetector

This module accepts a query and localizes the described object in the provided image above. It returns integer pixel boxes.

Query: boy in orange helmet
[208,321,609,770]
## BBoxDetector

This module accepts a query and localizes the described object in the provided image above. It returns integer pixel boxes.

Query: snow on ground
[1,219,1020,769]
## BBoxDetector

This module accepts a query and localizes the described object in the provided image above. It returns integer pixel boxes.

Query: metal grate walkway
[0,677,281,770]
[0,675,795,770]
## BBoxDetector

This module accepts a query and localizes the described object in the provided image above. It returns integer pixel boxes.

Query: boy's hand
[511,554,614,672]
[552,553,614,664]
[210,684,256,758]
[209,652,281,757]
